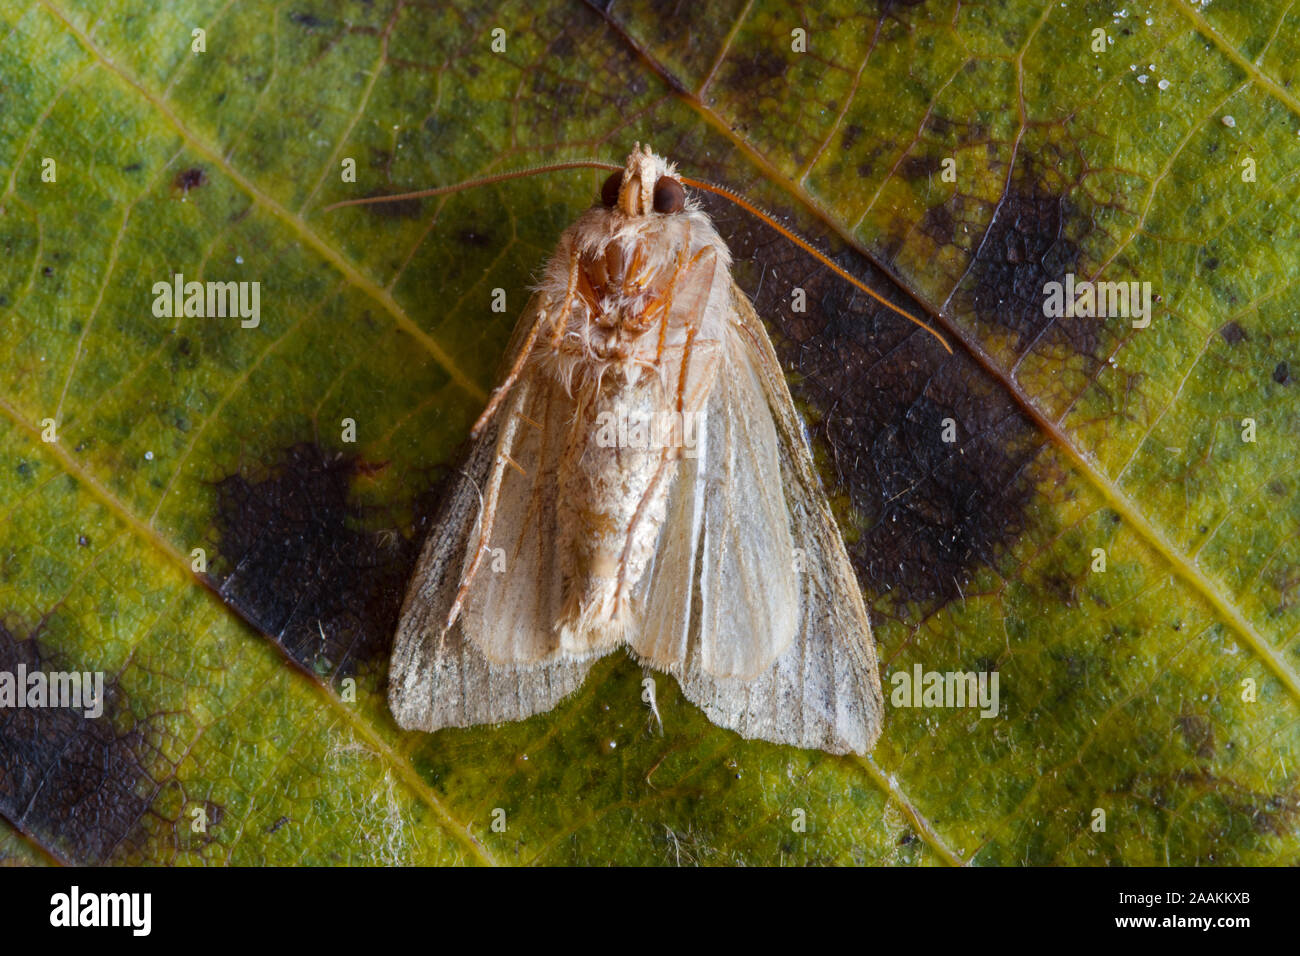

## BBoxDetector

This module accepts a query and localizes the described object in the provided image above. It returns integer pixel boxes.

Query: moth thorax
[581,239,665,334]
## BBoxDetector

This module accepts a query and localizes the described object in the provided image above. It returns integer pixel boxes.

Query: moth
[337,145,950,755]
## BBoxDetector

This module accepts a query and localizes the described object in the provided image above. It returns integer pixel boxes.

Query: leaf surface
[0,0,1297,864]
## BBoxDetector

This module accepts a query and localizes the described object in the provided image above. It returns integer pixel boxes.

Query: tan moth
[334,145,950,755]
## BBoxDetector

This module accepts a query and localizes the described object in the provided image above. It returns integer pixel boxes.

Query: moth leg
[612,447,678,610]
[612,243,715,609]
[469,318,543,440]
[445,377,534,630]
[649,226,692,362]
[471,249,579,439]
[549,246,587,349]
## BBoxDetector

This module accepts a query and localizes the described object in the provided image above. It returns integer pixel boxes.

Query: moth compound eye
[600,171,623,207]
[652,176,685,214]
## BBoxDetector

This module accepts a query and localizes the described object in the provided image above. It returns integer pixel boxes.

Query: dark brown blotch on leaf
[210,444,441,677]
[174,167,207,193]
[956,161,1091,356]
[1219,321,1248,345]
[0,624,158,864]
[701,192,1042,611]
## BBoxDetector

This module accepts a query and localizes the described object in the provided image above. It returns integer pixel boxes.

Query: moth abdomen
[557,375,677,651]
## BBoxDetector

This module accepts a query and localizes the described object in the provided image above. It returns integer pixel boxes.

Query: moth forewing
[702,288,883,753]
[630,316,799,681]
[390,145,883,754]
[630,284,881,754]
[387,395,595,732]
[461,372,568,664]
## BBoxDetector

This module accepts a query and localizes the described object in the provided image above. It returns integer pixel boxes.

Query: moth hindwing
[389,145,883,754]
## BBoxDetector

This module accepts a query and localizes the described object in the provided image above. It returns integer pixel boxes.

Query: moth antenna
[327,160,953,355]
[322,160,624,211]
[679,176,954,354]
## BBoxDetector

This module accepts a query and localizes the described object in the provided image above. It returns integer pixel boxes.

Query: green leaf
[1,0,1297,865]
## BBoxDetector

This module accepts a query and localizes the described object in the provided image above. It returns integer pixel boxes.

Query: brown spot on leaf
[741,49,791,84]
[1219,321,1248,345]
[898,153,943,181]
[0,624,158,863]
[702,192,1042,610]
[1253,791,1300,837]
[210,443,441,676]
[926,113,956,138]
[1273,361,1290,385]
[174,167,207,193]
[1039,570,1079,608]
[1177,712,1216,760]
[919,202,956,246]
[457,229,493,248]
[1173,770,1300,839]
[289,11,328,28]
[548,31,576,58]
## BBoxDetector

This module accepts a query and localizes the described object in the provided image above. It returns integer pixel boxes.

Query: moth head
[600,144,686,218]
